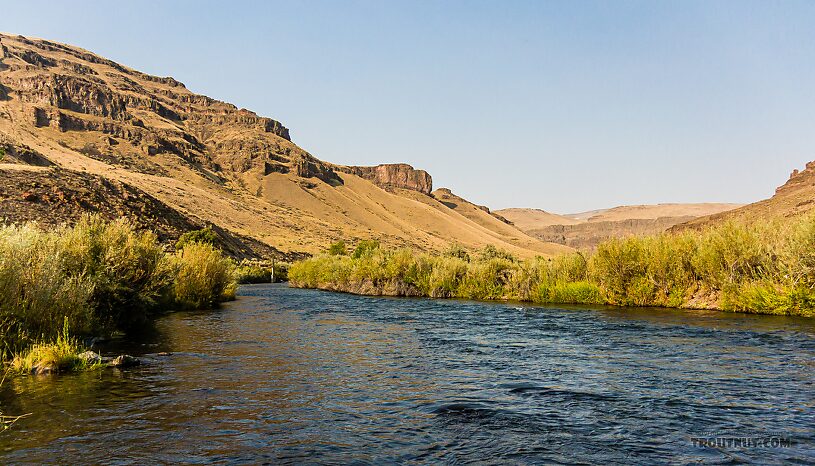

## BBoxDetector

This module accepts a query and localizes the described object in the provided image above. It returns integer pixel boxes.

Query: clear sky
[2,0,813,213]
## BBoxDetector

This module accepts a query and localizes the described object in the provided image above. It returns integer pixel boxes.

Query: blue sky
[2,0,813,212]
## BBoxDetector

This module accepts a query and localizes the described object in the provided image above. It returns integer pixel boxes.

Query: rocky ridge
[0,33,566,258]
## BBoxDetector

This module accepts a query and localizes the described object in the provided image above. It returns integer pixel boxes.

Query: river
[1,284,813,464]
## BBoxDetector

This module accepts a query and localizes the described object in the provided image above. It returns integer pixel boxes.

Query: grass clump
[10,320,99,374]
[290,214,815,316]
[327,241,348,256]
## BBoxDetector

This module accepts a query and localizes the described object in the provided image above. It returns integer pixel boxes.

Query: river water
[1,284,813,464]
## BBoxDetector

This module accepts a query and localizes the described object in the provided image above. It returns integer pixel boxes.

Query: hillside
[430,189,570,255]
[496,208,581,230]
[678,161,815,230]
[497,203,742,249]
[0,33,566,259]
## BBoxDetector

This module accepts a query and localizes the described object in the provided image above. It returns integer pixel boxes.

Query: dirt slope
[430,189,571,256]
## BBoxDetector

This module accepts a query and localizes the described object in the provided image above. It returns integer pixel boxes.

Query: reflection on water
[1,284,814,464]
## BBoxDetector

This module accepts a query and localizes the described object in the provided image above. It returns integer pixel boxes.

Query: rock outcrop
[777,161,815,195]
[529,217,699,249]
[339,163,432,194]
[0,134,53,166]
[433,187,511,223]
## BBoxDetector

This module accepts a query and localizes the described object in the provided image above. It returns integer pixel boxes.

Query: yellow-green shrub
[171,242,237,309]
[0,217,239,361]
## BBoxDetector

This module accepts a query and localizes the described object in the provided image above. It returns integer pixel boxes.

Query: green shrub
[0,224,95,358]
[327,241,347,256]
[589,237,647,305]
[536,281,604,304]
[459,257,514,299]
[444,243,471,262]
[235,261,288,284]
[175,227,219,251]
[782,213,815,287]
[692,221,775,288]
[352,240,380,259]
[478,244,516,262]
[59,216,174,329]
[640,233,697,307]
[722,281,815,316]
[171,242,237,309]
[426,256,468,297]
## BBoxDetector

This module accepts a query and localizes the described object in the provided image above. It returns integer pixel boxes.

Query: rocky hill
[0,33,565,259]
[677,161,815,230]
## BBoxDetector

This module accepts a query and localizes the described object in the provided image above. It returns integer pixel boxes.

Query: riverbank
[289,215,815,316]
[0,215,239,373]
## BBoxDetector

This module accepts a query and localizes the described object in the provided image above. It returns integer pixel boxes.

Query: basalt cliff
[0,33,567,259]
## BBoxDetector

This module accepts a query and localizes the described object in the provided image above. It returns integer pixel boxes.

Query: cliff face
[501,204,742,249]
[339,163,432,194]
[0,33,345,184]
[529,217,698,249]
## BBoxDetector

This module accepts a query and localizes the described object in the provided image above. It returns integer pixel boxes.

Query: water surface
[1,284,813,464]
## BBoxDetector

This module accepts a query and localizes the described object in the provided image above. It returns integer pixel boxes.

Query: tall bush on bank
[0,224,95,359]
[0,216,239,360]
[58,216,174,329]
[170,242,237,310]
